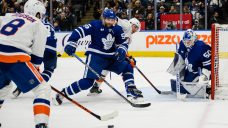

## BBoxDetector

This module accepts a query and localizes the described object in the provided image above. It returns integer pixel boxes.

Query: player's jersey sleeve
[42,19,57,53]
[117,17,132,38]
[67,22,93,44]
[31,21,48,67]
[201,44,211,71]
[114,25,128,53]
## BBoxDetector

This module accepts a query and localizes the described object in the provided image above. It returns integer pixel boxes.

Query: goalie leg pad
[170,79,190,94]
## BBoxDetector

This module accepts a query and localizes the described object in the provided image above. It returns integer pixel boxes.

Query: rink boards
[55,30,215,57]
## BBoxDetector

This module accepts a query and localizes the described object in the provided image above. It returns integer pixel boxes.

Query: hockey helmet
[183,29,197,47]
[129,18,141,32]
[24,0,46,19]
[102,9,116,19]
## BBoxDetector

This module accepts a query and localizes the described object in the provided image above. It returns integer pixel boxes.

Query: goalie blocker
[167,29,211,98]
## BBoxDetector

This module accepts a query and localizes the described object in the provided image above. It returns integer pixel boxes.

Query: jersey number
[1,19,25,36]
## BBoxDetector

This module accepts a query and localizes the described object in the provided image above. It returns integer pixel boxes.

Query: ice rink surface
[1,57,228,128]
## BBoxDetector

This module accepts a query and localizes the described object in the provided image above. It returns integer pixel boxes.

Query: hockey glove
[126,55,136,67]
[115,47,127,62]
[64,42,77,56]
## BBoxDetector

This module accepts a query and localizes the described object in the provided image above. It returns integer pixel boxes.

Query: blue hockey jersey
[178,40,211,82]
[67,20,128,58]
[42,18,57,54]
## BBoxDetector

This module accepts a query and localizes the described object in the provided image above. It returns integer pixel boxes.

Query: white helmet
[24,0,46,19]
[129,18,141,32]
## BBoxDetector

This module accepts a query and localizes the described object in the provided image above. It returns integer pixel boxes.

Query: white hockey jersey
[117,17,132,40]
[0,13,48,66]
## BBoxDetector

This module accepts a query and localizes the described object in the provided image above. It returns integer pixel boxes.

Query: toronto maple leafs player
[53,9,143,105]
[0,0,51,128]
[88,17,141,96]
[12,1,58,97]
[167,29,211,98]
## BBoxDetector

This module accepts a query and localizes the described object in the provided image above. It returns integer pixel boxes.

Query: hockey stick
[73,54,151,108]
[175,43,187,101]
[126,57,173,95]
[51,86,118,121]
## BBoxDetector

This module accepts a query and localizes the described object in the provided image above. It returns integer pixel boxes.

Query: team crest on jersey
[83,24,91,29]
[102,33,115,50]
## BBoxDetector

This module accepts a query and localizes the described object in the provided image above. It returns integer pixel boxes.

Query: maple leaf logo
[102,33,115,50]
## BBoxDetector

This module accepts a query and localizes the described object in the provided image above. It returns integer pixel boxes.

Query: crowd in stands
[0,0,92,31]
[1,0,228,30]
[102,0,228,30]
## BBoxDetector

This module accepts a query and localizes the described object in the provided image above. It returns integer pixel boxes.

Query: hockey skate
[52,93,64,105]
[36,123,48,128]
[12,88,22,98]
[126,85,144,103]
[87,83,102,96]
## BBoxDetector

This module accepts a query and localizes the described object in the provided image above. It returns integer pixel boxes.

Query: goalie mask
[183,29,197,48]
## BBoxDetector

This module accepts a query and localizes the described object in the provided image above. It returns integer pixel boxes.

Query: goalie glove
[167,53,185,76]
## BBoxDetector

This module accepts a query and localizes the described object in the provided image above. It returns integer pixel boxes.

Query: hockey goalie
[167,29,211,98]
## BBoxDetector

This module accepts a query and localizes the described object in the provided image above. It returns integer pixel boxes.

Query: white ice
[1,58,228,128]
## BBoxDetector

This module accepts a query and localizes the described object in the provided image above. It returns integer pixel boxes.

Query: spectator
[158,0,168,12]
[164,21,176,30]
[183,4,190,14]
[145,13,154,30]
[169,5,177,13]
[145,5,153,17]
[132,0,145,19]
[210,11,220,25]
[192,19,203,30]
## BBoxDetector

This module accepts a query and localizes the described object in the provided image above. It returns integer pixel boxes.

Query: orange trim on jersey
[34,105,50,116]
[0,54,31,63]
[96,79,104,83]
[26,62,43,83]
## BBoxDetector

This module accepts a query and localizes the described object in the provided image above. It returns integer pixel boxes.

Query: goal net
[211,24,228,100]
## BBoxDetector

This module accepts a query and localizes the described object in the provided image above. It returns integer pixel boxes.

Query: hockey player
[0,1,51,128]
[12,1,58,97]
[88,17,141,96]
[167,29,211,98]
[53,9,143,105]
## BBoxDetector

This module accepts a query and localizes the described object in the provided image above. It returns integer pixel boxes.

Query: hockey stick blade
[131,102,151,108]
[100,110,119,121]
[161,91,173,95]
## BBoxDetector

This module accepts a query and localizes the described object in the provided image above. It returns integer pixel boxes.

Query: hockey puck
[108,125,114,128]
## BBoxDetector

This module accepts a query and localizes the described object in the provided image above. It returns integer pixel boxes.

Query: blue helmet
[183,29,197,47]
[102,9,116,19]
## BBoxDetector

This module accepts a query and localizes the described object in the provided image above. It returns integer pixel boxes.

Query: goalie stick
[175,43,187,101]
[73,54,151,108]
[51,86,118,121]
